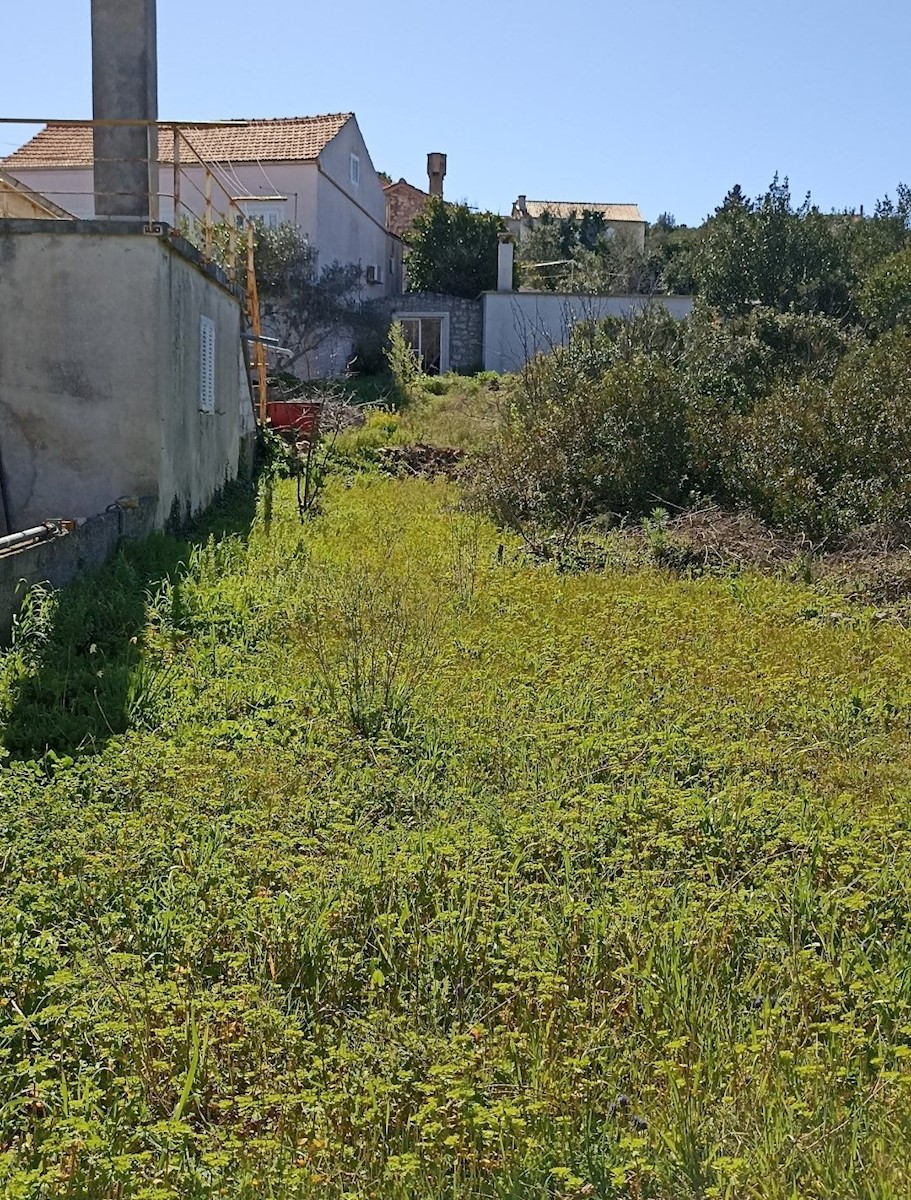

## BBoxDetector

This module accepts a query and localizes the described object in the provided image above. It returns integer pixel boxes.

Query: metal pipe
[0,520,74,555]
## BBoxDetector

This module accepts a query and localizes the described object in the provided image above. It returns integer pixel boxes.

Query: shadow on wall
[0,479,258,760]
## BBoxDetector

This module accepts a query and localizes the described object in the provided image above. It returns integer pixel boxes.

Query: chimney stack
[427,152,447,198]
[91,0,159,220]
[497,233,514,293]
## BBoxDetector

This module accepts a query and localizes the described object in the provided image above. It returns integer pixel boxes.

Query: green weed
[0,476,909,1197]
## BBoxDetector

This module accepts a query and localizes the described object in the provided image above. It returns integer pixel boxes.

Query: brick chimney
[91,0,159,219]
[427,152,447,198]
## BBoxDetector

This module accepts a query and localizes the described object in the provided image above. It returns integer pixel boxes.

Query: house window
[399,316,444,375]
[199,316,216,413]
[349,153,360,187]
[242,202,285,228]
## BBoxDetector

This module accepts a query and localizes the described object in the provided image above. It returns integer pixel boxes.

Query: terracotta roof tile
[521,201,644,222]
[1,114,353,169]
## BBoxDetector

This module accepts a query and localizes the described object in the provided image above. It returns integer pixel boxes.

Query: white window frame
[349,153,360,187]
[242,201,285,228]
[395,312,450,374]
[199,316,216,414]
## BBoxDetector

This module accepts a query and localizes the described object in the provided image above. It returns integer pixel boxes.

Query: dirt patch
[375,444,465,481]
[635,506,815,571]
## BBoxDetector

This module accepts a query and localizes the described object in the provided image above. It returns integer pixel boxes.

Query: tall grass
[0,476,909,1197]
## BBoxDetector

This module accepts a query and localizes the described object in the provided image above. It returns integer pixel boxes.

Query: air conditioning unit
[366,263,384,285]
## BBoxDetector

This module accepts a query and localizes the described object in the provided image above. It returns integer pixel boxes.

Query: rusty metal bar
[172,127,180,226]
[0,117,249,127]
[246,221,269,425]
[203,169,213,259]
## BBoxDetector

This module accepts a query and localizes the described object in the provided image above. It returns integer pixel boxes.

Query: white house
[1,113,399,296]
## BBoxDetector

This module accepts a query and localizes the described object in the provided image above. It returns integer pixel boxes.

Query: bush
[731,329,911,536]
[477,344,689,543]
[681,306,862,500]
[858,244,911,335]
[385,321,424,406]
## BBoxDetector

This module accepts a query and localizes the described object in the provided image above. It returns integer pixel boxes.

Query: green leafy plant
[386,320,425,406]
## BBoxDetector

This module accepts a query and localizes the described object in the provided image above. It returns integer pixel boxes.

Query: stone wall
[383,179,429,239]
[375,292,483,374]
[0,499,156,643]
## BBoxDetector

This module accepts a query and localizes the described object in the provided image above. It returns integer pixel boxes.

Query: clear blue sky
[2,0,908,226]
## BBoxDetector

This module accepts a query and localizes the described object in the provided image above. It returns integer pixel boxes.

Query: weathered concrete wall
[0,499,156,643]
[0,219,248,531]
[481,292,694,373]
[90,0,159,219]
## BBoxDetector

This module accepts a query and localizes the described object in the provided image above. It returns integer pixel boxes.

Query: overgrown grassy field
[1,474,911,1198]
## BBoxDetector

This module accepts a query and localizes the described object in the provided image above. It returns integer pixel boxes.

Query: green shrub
[682,306,861,500]
[732,329,911,536]
[477,348,689,543]
[385,321,424,406]
[859,244,911,335]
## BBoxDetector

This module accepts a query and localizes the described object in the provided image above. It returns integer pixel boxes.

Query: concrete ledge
[0,498,157,644]
[0,217,243,300]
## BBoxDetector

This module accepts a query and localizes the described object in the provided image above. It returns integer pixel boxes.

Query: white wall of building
[0,223,248,530]
[316,118,389,294]
[481,292,694,374]
[4,117,391,297]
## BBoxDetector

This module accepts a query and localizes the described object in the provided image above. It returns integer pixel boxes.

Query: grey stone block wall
[372,292,483,373]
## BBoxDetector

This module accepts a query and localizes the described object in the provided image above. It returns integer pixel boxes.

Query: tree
[405,197,506,297]
[692,176,854,317]
[518,208,652,295]
[858,243,911,334]
[252,222,365,378]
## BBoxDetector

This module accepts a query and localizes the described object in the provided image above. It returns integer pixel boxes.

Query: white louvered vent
[199,316,216,414]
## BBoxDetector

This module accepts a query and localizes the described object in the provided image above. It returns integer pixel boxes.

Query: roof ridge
[529,199,640,207]
[1,113,355,170]
[183,113,353,127]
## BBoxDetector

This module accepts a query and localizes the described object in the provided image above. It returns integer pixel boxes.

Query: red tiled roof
[1,114,353,169]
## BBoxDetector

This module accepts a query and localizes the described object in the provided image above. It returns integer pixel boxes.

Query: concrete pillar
[91,0,159,219]
[497,234,514,292]
[427,152,447,198]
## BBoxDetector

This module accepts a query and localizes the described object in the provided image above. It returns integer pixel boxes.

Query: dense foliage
[405,199,508,297]
[481,173,911,543]
[517,209,697,296]
[514,180,911,307]
[693,179,854,317]
[2,476,911,1198]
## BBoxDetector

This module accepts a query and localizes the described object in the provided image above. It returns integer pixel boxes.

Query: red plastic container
[266,400,322,439]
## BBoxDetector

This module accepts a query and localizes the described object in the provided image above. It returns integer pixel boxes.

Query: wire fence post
[172,126,180,229]
[203,168,213,260]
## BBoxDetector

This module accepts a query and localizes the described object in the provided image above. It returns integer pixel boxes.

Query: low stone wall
[0,499,156,643]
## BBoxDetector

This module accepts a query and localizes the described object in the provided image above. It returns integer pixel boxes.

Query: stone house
[384,178,431,239]
[508,197,646,251]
